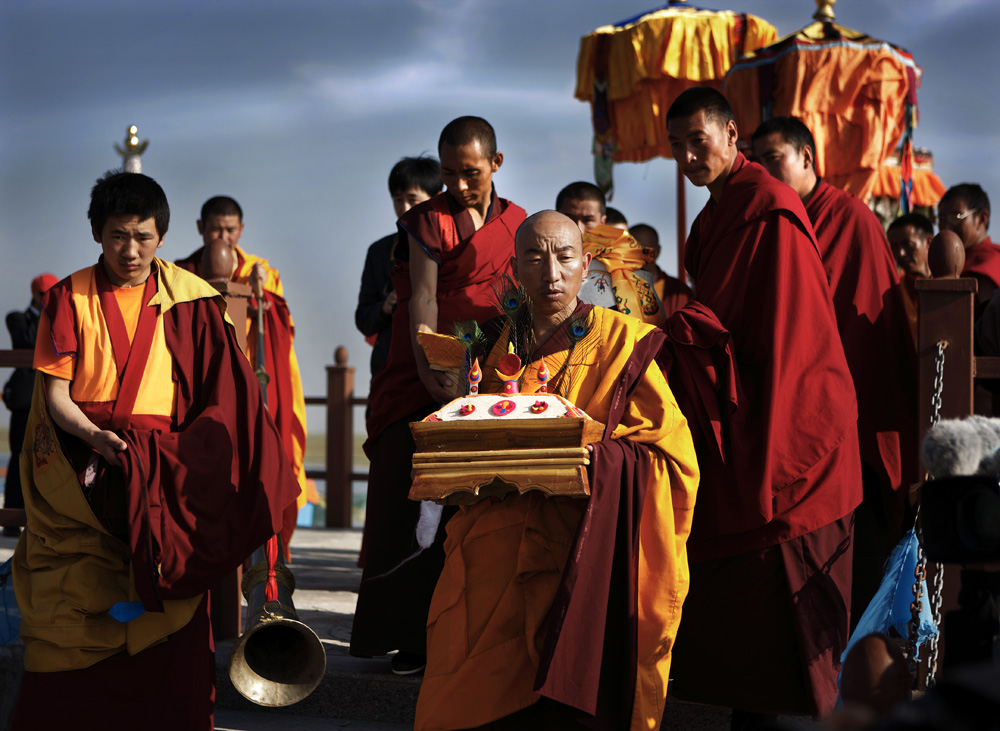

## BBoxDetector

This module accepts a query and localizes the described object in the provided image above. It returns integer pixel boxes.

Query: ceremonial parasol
[574,0,777,277]
[724,0,922,202]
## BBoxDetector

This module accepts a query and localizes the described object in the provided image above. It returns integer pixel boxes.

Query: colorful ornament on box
[495,344,525,396]
[491,399,517,416]
[537,360,550,393]
[468,358,482,396]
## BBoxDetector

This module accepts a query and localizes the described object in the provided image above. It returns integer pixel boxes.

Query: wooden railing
[303,346,369,528]
[0,347,371,531]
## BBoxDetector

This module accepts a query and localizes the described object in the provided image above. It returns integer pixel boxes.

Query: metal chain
[931,341,947,428]
[906,542,926,677]
[927,559,944,685]
[907,341,948,687]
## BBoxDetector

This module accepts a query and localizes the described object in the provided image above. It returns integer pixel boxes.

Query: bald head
[513,211,591,325]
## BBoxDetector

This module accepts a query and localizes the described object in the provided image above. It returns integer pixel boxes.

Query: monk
[888,213,934,344]
[12,171,299,730]
[666,88,862,725]
[939,183,997,309]
[558,183,669,325]
[630,222,692,318]
[175,196,307,559]
[414,210,699,730]
[352,116,526,674]
[555,180,606,234]
[752,115,918,628]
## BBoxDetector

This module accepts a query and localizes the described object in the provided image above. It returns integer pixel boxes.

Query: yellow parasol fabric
[576,3,777,168]
[724,19,922,202]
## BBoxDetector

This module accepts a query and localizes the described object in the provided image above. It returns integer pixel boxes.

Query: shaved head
[513,211,591,331]
[515,210,582,256]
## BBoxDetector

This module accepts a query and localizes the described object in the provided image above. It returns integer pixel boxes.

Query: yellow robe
[414,306,699,731]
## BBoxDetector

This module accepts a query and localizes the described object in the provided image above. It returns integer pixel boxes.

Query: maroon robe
[962,236,1000,290]
[805,180,919,626]
[806,181,917,520]
[351,189,526,658]
[682,154,861,559]
[670,153,861,717]
[653,266,693,318]
[366,190,526,443]
[175,247,302,558]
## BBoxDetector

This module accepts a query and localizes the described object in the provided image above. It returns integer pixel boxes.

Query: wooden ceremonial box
[408,416,604,505]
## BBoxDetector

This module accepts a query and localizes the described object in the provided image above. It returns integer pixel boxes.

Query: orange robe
[414,305,699,731]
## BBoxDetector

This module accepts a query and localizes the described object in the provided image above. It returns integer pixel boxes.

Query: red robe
[366,190,526,442]
[682,154,862,560]
[805,180,917,533]
[669,154,862,717]
[351,190,525,658]
[962,236,1000,290]
[653,265,693,318]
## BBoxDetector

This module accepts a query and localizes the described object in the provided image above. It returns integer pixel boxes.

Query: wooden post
[208,280,251,353]
[916,278,976,450]
[326,346,355,528]
[914,277,977,683]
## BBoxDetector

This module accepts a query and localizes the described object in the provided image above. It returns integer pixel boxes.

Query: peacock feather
[490,273,532,360]
[554,310,597,396]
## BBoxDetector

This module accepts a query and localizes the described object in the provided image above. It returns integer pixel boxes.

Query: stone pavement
[1,527,822,731]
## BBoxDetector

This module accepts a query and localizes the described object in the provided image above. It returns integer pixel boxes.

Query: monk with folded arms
[12,171,299,731]
[414,210,699,731]
[665,87,862,727]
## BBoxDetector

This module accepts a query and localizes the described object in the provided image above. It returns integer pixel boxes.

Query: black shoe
[2,526,22,538]
[391,651,426,675]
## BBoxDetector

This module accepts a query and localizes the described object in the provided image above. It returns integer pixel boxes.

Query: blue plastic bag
[0,557,20,646]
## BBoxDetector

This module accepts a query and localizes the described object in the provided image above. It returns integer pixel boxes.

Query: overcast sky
[3,0,999,417]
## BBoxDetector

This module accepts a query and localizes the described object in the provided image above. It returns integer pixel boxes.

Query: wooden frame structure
[914,277,1000,679]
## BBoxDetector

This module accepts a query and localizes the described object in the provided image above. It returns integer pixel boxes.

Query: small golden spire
[813,0,836,22]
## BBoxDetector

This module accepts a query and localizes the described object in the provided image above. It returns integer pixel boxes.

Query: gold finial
[813,0,836,22]
[114,124,149,173]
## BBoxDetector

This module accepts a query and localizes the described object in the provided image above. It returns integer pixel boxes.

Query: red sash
[94,258,159,430]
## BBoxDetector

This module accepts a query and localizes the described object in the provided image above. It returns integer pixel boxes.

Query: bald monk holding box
[414,211,699,730]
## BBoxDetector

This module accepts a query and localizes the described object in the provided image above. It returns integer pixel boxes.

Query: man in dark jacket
[3,273,57,536]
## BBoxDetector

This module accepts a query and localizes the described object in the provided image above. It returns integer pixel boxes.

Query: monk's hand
[381,290,398,316]
[249,264,272,311]
[90,430,128,463]
[420,366,457,404]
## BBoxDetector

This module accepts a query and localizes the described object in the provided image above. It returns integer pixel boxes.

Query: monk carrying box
[413,211,699,730]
